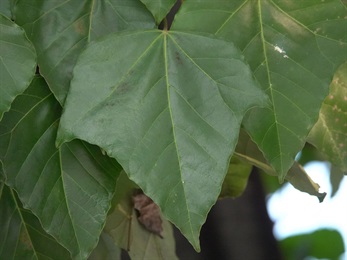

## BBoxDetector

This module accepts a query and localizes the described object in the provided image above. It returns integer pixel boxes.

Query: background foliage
[0,0,346,259]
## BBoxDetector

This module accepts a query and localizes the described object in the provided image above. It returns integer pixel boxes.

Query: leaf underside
[172,0,347,181]
[57,29,268,250]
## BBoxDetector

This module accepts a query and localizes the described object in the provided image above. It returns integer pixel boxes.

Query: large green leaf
[0,77,122,259]
[88,231,121,260]
[57,29,268,250]
[104,172,178,260]
[172,0,347,182]
[13,0,155,104]
[0,183,71,259]
[235,129,326,201]
[308,62,347,173]
[140,0,176,24]
[0,14,36,120]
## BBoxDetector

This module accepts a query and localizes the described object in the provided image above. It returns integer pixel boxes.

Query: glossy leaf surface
[0,183,72,259]
[0,14,36,120]
[0,77,122,259]
[104,172,178,260]
[308,62,347,173]
[140,0,176,24]
[173,0,347,181]
[57,29,268,250]
[235,130,326,201]
[13,0,155,104]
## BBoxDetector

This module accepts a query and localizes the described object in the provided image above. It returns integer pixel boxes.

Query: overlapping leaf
[0,0,13,18]
[308,62,347,173]
[0,77,122,259]
[0,14,36,120]
[235,129,326,201]
[0,183,71,259]
[173,0,347,181]
[104,172,178,260]
[140,0,176,24]
[57,29,268,250]
[13,0,155,104]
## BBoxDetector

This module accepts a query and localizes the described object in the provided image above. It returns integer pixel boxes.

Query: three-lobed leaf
[13,0,156,104]
[0,14,36,120]
[0,77,122,259]
[172,0,347,182]
[57,29,268,250]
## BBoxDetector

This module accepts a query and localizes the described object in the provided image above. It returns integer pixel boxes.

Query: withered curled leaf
[133,192,163,238]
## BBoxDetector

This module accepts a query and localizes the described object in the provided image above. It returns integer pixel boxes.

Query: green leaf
[172,0,347,182]
[104,172,178,260]
[280,229,345,260]
[235,129,326,201]
[88,231,121,260]
[57,29,268,250]
[330,166,345,198]
[0,14,36,120]
[13,0,155,104]
[219,157,252,198]
[140,0,176,24]
[308,62,347,173]
[0,77,122,259]
[0,183,71,260]
[0,0,13,18]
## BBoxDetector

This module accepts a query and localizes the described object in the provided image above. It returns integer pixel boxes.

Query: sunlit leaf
[13,0,155,104]
[140,0,176,24]
[235,129,326,201]
[173,0,347,182]
[104,172,178,260]
[219,157,252,198]
[57,29,268,250]
[280,229,345,260]
[0,183,71,259]
[0,14,36,120]
[0,77,122,259]
[308,62,347,173]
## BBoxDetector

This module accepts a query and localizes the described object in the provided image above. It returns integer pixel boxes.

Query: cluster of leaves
[0,0,346,259]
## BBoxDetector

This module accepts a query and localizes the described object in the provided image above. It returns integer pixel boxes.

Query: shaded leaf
[280,229,345,260]
[0,14,36,120]
[235,129,326,201]
[104,172,178,260]
[88,231,121,260]
[140,0,176,24]
[0,183,71,260]
[57,29,268,250]
[219,157,252,198]
[308,62,347,173]
[173,0,347,182]
[13,0,155,104]
[0,77,122,259]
